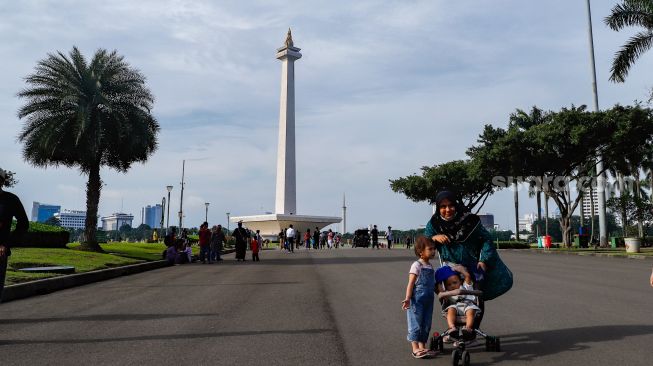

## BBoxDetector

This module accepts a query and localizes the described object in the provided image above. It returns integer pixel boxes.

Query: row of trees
[391,105,653,246]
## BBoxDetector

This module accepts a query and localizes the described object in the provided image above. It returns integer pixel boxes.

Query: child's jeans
[407,266,435,343]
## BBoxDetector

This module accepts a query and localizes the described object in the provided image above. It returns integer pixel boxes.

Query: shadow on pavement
[0,313,221,325]
[467,325,653,365]
[0,328,334,345]
[102,281,303,289]
[235,254,411,266]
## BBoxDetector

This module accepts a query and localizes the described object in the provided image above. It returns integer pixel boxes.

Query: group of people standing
[231,221,262,262]
[370,224,394,249]
[279,225,341,252]
[164,223,226,265]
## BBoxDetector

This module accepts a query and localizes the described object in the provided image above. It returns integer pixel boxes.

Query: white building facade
[101,213,134,231]
[54,210,87,229]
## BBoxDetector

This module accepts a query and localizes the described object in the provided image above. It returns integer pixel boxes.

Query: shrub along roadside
[10,221,70,248]
[495,241,530,249]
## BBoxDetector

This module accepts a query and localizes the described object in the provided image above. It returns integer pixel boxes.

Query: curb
[1,260,169,303]
[2,249,237,303]
[501,248,653,261]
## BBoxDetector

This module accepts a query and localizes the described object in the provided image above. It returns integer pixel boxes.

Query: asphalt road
[1,248,652,365]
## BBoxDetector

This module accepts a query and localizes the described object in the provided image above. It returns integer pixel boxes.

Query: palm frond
[609,30,653,82]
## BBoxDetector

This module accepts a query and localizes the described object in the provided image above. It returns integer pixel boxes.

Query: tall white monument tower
[342,193,347,234]
[275,29,301,215]
[231,29,341,238]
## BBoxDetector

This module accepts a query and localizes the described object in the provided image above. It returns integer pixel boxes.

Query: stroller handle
[437,288,483,300]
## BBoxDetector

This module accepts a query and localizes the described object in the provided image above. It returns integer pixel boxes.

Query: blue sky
[1,0,652,232]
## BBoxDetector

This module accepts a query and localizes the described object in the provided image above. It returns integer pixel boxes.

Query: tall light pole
[161,197,166,230]
[178,160,186,230]
[166,185,173,231]
[205,202,210,223]
[226,212,230,232]
[585,0,608,246]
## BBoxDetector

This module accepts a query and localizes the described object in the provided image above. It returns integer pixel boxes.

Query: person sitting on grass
[435,265,481,341]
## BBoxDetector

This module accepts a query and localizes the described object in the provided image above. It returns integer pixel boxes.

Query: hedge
[10,221,70,248]
[494,241,530,249]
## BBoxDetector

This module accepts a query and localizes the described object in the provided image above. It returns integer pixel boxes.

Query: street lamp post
[226,212,230,232]
[161,197,166,230]
[205,202,210,223]
[585,0,608,247]
[166,185,173,231]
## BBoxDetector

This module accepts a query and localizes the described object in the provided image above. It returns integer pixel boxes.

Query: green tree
[389,159,496,213]
[44,216,61,227]
[17,47,159,252]
[605,0,653,83]
[0,168,18,188]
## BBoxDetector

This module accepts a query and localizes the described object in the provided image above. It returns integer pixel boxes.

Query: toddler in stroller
[430,264,501,366]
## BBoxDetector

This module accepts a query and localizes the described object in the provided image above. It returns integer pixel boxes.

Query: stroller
[429,257,502,366]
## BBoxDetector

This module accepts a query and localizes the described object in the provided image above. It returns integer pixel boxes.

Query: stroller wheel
[462,350,471,366]
[438,337,445,353]
[495,337,501,352]
[451,349,461,366]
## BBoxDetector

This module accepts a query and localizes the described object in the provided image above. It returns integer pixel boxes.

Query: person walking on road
[210,225,225,262]
[251,235,260,262]
[232,221,250,262]
[286,225,296,253]
[371,225,379,249]
[313,227,320,250]
[198,222,211,264]
[304,229,311,250]
[387,226,393,249]
[0,169,28,302]
[327,229,334,249]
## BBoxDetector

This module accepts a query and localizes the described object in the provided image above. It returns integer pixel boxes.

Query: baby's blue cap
[435,266,457,284]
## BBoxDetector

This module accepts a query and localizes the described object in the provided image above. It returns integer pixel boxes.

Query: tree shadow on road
[0,313,222,325]
[0,328,334,346]
[242,255,411,266]
[468,325,653,365]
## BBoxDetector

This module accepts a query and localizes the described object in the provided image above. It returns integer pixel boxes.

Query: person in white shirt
[286,225,296,253]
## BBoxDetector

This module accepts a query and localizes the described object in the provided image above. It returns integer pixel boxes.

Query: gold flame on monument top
[285,28,294,48]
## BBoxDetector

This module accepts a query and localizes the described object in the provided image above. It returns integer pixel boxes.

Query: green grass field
[4,242,198,286]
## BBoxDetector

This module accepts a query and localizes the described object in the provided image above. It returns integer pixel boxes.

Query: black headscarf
[430,190,480,242]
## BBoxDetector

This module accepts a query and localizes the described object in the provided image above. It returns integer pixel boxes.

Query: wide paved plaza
[1,248,652,365]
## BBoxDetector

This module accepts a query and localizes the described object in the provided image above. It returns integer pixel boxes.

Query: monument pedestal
[231,214,341,239]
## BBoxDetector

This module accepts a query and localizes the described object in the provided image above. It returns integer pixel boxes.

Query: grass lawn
[4,242,198,286]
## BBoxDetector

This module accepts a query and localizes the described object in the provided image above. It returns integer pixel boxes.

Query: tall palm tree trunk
[514,181,520,241]
[545,193,549,237]
[618,173,627,236]
[82,164,103,252]
[635,170,644,237]
[590,184,596,244]
[536,191,542,238]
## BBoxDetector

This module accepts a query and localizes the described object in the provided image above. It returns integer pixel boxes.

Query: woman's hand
[432,234,450,245]
[650,268,653,287]
[477,262,487,272]
[401,298,410,310]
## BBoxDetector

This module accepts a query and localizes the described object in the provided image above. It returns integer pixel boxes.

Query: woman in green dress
[425,191,513,302]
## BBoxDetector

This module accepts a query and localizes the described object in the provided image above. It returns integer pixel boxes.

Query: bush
[10,221,70,248]
[495,241,530,249]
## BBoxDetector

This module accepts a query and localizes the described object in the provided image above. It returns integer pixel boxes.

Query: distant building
[478,214,495,231]
[101,213,134,231]
[31,202,61,223]
[144,204,163,229]
[581,190,598,219]
[518,213,536,233]
[54,210,87,229]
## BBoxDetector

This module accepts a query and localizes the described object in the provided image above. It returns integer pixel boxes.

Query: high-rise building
[144,204,163,229]
[518,213,536,233]
[101,213,134,231]
[54,210,87,229]
[31,202,61,222]
[582,190,598,219]
[478,214,495,231]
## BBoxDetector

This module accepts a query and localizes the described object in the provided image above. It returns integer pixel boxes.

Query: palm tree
[605,0,653,82]
[18,47,159,251]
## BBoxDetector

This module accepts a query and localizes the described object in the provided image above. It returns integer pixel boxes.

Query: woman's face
[439,198,456,220]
